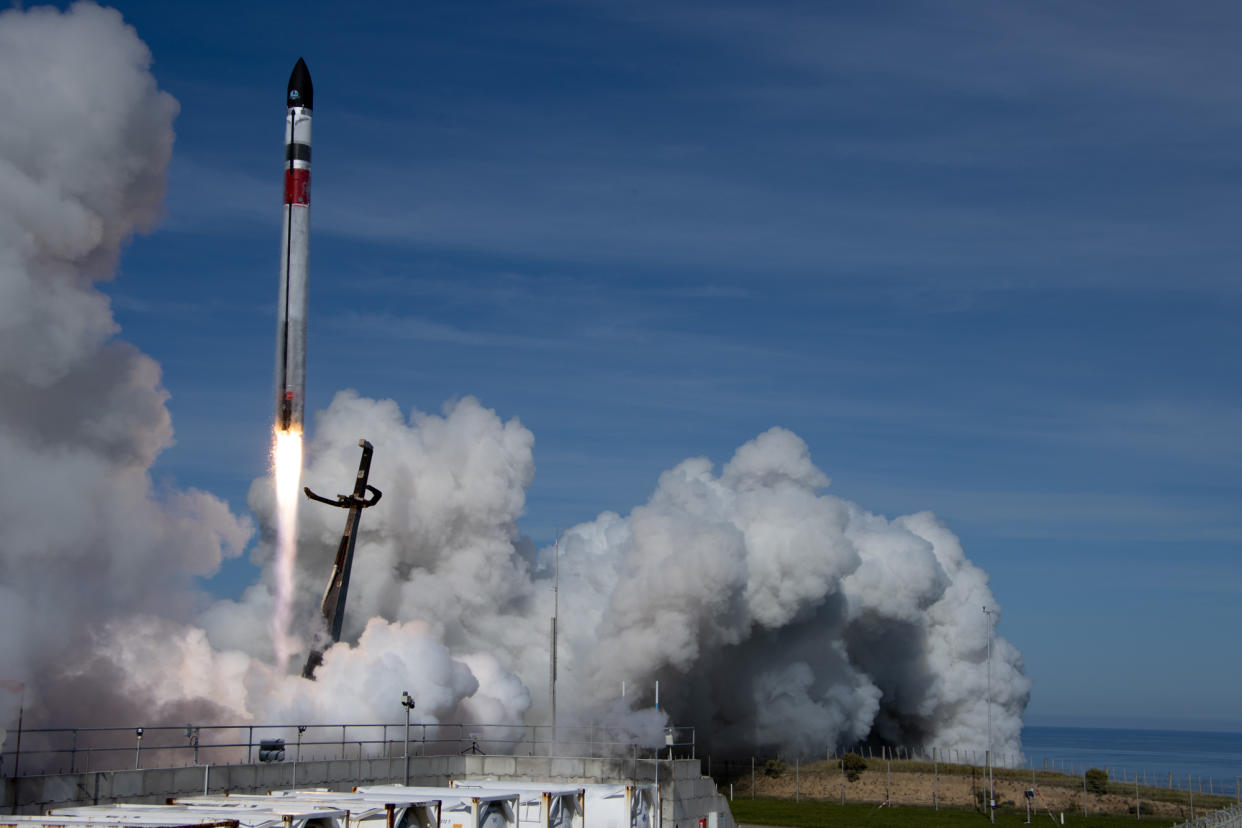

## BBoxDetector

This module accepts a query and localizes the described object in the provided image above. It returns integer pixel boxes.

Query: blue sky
[86,0,1239,730]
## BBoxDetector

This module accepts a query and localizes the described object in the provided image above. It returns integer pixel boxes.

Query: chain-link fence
[704,751,1240,821]
[1174,803,1242,828]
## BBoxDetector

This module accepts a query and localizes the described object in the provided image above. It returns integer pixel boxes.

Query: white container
[578,785,655,828]
[2,815,239,828]
[450,782,584,828]
[450,783,654,828]
[49,805,345,828]
[356,787,518,828]
[175,793,439,828]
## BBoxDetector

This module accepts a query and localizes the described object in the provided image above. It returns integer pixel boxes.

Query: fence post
[751,756,755,799]
[934,747,939,810]
[886,746,891,804]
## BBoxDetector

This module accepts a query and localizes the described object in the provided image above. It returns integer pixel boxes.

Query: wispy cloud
[157,0,1240,298]
[327,311,563,350]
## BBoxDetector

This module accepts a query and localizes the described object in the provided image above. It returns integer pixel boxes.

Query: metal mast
[549,533,560,743]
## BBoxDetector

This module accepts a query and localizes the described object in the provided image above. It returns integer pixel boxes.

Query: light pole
[983,606,995,824]
[134,728,143,770]
[294,725,306,790]
[549,533,560,749]
[401,690,415,785]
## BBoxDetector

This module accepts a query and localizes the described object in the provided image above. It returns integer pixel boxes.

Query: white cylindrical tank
[356,787,518,828]
[450,782,584,828]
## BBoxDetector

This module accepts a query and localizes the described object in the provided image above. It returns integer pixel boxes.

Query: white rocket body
[276,58,312,433]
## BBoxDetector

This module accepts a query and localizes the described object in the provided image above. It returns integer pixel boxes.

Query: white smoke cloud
[0,1,250,727]
[193,402,1028,758]
[0,1,1029,763]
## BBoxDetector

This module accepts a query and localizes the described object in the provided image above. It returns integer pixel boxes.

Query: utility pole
[549,533,560,746]
[983,606,995,824]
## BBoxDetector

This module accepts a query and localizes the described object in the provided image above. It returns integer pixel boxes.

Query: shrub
[1129,802,1156,816]
[1085,768,1109,795]
[840,752,867,782]
[762,759,786,778]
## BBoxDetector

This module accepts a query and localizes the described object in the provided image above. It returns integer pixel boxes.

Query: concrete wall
[2,756,734,828]
[666,756,735,828]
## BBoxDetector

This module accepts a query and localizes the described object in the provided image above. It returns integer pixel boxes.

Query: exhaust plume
[270,429,303,672]
[0,0,251,729]
[201,394,1029,757]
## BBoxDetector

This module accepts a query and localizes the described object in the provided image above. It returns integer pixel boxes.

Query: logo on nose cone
[290,90,300,101]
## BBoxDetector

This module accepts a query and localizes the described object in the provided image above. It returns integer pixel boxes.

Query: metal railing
[0,721,696,777]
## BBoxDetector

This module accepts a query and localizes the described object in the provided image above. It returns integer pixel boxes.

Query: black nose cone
[287,57,313,110]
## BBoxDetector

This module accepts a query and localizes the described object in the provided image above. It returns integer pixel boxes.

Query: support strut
[301,438,382,679]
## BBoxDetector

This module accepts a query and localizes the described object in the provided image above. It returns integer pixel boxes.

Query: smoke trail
[0,0,251,731]
[270,429,303,672]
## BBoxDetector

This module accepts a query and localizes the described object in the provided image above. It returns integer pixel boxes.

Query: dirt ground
[733,766,1207,820]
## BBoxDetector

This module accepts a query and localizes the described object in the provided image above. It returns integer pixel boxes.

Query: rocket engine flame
[270,427,303,672]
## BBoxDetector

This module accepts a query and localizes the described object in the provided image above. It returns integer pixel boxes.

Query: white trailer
[449,782,584,828]
[355,788,517,828]
[49,804,346,828]
[1,816,239,828]
[173,793,439,828]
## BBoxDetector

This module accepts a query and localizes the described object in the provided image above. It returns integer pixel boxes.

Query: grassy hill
[712,756,1235,823]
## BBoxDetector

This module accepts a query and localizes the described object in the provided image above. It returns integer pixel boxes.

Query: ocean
[1020,726,1242,797]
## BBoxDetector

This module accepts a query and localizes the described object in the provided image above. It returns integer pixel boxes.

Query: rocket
[275,57,313,433]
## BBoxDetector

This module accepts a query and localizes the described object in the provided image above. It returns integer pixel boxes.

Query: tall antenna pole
[550,532,560,745]
[983,606,995,824]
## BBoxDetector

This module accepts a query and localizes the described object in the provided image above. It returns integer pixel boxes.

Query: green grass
[746,759,1235,810]
[728,797,1180,828]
